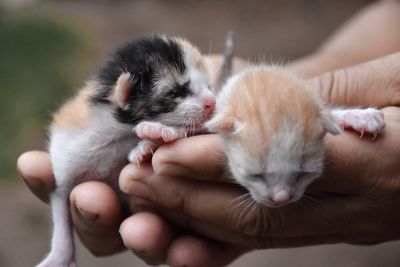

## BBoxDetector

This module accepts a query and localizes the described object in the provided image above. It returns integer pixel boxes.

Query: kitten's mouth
[179,113,210,132]
[251,193,294,208]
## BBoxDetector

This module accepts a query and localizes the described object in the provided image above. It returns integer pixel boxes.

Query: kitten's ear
[114,72,133,110]
[205,114,240,134]
[320,110,342,135]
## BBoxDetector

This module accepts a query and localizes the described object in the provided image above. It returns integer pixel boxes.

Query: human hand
[291,1,400,77]
[119,53,400,266]
[17,151,127,256]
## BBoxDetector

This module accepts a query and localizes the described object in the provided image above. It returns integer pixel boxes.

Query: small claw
[359,129,364,138]
[372,132,378,140]
[136,158,141,168]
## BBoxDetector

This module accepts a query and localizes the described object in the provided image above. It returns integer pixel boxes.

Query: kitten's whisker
[238,196,256,223]
[233,194,252,211]
[233,196,250,210]
[229,193,251,207]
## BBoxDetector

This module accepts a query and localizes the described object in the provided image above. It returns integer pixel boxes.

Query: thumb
[309,52,400,107]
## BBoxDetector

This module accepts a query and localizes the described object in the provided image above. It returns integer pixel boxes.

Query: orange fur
[223,67,323,153]
[51,81,97,130]
[174,38,205,69]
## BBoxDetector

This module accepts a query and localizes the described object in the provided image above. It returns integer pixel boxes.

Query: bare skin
[17,1,400,266]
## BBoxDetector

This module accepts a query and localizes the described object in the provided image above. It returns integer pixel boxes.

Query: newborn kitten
[39,36,216,267]
[206,65,384,208]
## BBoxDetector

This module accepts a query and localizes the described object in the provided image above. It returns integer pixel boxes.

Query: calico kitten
[39,35,217,267]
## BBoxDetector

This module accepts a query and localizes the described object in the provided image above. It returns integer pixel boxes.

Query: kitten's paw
[128,140,158,165]
[134,121,186,142]
[333,108,385,138]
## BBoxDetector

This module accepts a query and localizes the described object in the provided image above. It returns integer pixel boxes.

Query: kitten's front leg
[331,108,385,138]
[128,139,158,164]
[129,121,187,164]
[134,121,187,142]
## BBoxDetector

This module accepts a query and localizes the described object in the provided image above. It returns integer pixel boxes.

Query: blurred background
[2,0,400,266]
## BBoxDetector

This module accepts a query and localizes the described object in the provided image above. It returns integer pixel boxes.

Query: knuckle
[151,147,169,168]
[173,190,188,213]
[317,69,354,106]
[316,71,335,104]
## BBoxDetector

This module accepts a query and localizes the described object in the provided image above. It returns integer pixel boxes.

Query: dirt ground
[2,1,400,266]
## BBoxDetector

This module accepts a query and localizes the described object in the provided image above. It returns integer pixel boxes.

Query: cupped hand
[16,44,400,267]
[17,151,126,256]
[17,152,181,265]
[119,53,400,266]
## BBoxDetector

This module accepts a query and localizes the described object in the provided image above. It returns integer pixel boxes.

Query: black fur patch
[90,36,187,125]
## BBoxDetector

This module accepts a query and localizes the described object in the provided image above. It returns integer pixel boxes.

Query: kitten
[39,35,216,267]
[206,65,384,207]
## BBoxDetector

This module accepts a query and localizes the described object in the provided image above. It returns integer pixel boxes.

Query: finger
[135,201,346,249]
[152,134,230,182]
[167,235,249,267]
[121,164,359,237]
[120,212,173,265]
[311,107,400,194]
[120,207,249,266]
[125,198,251,265]
[17,151,54,202]
[70,181,125,256]
[119,162,154,199]
[310,52,400,107]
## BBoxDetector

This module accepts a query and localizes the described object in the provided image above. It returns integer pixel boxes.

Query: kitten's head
[206,66,340,207]
[93,35,215,132]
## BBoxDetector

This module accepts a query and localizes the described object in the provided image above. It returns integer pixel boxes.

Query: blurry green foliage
[0,14,85,180]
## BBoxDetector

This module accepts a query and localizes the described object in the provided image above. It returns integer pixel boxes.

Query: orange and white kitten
[206,65,384,207]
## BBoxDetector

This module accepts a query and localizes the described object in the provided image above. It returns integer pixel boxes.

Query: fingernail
[76,205,99,223]
[24,177,44,189]
[127,181,152,199]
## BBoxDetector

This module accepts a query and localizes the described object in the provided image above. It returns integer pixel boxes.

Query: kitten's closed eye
[292,170,315,184]
[167,81,191,98]
[249,173,264,180]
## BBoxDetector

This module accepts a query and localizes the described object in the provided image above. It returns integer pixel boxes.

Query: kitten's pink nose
[203,98,216,117]
[270,189,293,206]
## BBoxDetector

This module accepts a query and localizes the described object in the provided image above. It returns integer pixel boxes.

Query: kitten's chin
[250,193,278,208]
[251,193,298,208]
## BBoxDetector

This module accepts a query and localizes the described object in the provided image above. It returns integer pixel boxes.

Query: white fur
[330,107,384,136]
[38,107,137,267]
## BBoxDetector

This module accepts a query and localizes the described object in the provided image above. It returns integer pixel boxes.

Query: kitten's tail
[217,31,236,89]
